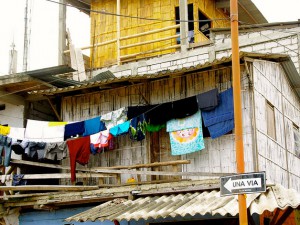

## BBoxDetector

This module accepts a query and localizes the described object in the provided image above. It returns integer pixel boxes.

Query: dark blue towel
[201,88,234,139]
[207,119,234,139]
[83,116,106,136]
[64,121,85,140]
[202,88,234,127]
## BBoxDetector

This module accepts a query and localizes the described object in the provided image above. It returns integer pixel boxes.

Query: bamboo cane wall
[60,67,238,185]
[90,0,230,68]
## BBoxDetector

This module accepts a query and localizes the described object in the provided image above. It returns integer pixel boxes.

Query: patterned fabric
[167,110,205,155]
[167,111,200,132]
[101,107,127,129]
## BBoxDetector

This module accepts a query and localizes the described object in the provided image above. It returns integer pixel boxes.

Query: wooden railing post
[116,0,121,65]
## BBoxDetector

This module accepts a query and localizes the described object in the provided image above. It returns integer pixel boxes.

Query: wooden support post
[154,167,159,181]
[116,0,121,65]
[136,168,141,182]
[116,174,121,185]
[172,165,179,180]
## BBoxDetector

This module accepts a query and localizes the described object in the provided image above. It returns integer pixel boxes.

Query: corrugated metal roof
[28,52,293,96]
[65,184,300,222]
[87,70,115,82]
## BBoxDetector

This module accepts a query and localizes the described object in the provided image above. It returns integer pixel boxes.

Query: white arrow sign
[224,177,262,193]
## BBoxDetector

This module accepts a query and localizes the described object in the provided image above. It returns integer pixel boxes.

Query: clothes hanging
[25,119,65,143]
[110,121,130,137]
[171,96,198,119]
[83,116,106,136]
[44,141,68,160]
[11,140,28,155]
[196,88,219,111]
[24,142,46,159]
[7,127,25,140]
[67,136,91,182]
[0,125,10,136]
[64,121,85,140]
[101,107,127,129]
[166,110,205,155]
[90,130,113,154]
[201,88,234,139]
[129,114,148,141]
[145,103,173,125]
[0,135,12,167]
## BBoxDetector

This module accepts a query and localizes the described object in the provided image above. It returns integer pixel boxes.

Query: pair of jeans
[0,135,12,167]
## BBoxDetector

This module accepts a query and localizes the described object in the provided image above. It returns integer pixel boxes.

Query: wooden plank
[92,168,232,177]
[94,160,191,170]
[0,173,116,180]
[120,24,180,40]
[10,159,90,172]
[120,34,180,49]
[120,44,180,59]
[0,185,99,192]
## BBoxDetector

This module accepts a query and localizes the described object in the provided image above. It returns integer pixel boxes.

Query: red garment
[67,136,91,182]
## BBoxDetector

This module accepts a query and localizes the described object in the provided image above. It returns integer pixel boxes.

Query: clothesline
[0,88,235,182]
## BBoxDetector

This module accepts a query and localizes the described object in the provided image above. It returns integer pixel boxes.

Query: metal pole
[230,0,248,225]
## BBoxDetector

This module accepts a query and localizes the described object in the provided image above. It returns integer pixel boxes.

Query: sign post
[220,172,266,196]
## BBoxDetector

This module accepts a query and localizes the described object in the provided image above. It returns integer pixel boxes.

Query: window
[175,4,195,44]
[266,101,276,140]
[198,9,211,37]
[293,125,300,158]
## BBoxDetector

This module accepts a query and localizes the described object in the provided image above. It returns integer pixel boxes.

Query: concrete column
[179,0,189,52]
[58,0,67,65]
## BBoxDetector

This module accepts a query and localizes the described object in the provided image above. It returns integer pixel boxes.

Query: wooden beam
[120,45,180,60]
[10,159,90,172]
[120,35,180,49]
[11,159,230,177]
[0,173,116,180]
[94,160,191,170]
[46,96,62,121]
[0,185,99,192]
[92,168,233,177]
[120,24,180,40]
[216,0,230,8]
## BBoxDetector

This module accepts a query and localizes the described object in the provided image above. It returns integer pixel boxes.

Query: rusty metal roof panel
[65,184,300,222]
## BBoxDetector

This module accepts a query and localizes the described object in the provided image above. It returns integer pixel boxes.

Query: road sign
[220,172,266,196]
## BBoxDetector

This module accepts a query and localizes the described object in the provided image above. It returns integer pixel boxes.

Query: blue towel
[202,88,234,127]
[110,121,130,137]
[201,88,234,139]
[83,116,106,136]
[207,119,234,139]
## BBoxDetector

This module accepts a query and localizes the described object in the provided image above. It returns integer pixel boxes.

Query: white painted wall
[252,60,300,191]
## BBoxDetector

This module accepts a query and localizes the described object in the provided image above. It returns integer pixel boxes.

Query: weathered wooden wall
[253,60,300,191]
[90,0,229,68]
[61,67,251,185]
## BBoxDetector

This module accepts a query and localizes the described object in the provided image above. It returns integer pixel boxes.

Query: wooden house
[0,0,300,224]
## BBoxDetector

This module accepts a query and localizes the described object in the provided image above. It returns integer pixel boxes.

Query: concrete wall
[94,24,300,79]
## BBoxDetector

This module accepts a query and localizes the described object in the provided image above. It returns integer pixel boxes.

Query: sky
[0,0,300,76]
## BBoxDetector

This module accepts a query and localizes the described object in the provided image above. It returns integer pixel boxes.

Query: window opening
[175,4,194,44]
[198,9,211,37]
[266,101,276,140]
[293,124,300,158]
